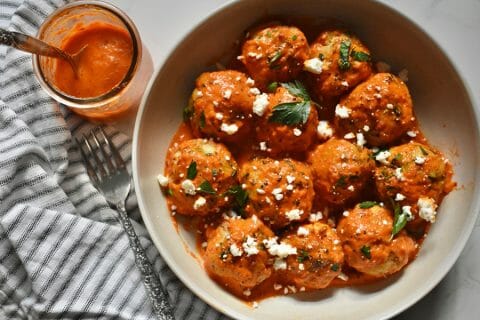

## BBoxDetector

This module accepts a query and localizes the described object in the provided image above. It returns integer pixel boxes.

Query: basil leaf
[268,101,311,126]
[338,39,351,71]
[350,50,371,62]
[359,201,378,209]
[225,185,248,208]
[280,80,310,101]
[199,111,206,129]
[391,199,407,238]
[186,161,197,180]
[268,51,282,68]
[360,245,371,259]
[198,180,215,194]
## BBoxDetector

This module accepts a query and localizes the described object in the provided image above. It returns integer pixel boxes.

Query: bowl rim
[132,0,480,319]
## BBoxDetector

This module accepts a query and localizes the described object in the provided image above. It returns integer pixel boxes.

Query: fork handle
[115,202,175,320]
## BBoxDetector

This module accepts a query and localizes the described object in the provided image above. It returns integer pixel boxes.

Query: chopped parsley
[359,201,378,209]
[268,81,312,126]
[391,199,408,238]
[419,146,429,156]
[183,103,193,122]
[186,161,197,179]
[225,185,249,209]
[197,180,215,194]
[199,111,206,129]
[338,39,351,71]
[350,50,371,62]
[292,34,298,41]
[297,249,310,263]
[268,51,282,69]
[267,81,279,92]
[360,245,371,259]
[330,263,340,272]
[335,175,347,188]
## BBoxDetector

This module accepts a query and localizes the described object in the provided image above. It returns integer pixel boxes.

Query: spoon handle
[0,28,68,60]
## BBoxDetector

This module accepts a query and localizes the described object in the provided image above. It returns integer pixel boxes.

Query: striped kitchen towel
[0,0,228,319]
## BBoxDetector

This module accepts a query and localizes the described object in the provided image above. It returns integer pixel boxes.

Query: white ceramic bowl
[133,0,480,319]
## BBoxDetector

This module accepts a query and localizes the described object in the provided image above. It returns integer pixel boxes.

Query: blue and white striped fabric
[0,0,227,319]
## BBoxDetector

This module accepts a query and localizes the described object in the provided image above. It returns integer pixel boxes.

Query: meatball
[334,73,415,147]
[240,158,314,229]
[256,86,319,154]
[306,30,372,104]
[241,25,309,89]
[204,216,274,296]
[374,142,454,231]
[164,139,238,216]
[307,138,374,208]
[337,204,417,277]
[283,222,344,289]
[188,70,257,143]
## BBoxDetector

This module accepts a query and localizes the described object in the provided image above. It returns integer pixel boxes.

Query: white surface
[111,0,480,319]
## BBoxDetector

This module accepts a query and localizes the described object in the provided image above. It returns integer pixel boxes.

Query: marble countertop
[110,0,480,319]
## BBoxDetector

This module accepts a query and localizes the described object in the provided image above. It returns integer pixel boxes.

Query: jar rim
[32,0,142,109]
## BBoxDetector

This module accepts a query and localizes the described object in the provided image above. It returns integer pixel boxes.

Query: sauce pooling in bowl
[54,22,133,98]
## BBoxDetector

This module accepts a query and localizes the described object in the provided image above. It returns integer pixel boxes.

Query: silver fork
[77,127,175,320]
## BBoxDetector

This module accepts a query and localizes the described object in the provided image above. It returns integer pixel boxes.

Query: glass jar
[33,0,151,121]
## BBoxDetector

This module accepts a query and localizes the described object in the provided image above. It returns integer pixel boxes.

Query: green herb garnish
[292,34,298,41]
[350,50,371,62]
[267,82,279,92]
[183,103,193,122]
[335,176,347,188]
[281,80,310,101]
[330,263,340,272]
[318,53,325,60]
[162,188,173,197]
[359,201,378,209]
[187,161,197,179]
[360,245,371,259]
[268,51,282,69]
[391,199,407,238]
[268,101,311,126]
[419,146,429,156]
[225,185,249,209]
[198,180,215,194]
[338,39,351,71]
[199,111,206,129]
[297,249,310,263]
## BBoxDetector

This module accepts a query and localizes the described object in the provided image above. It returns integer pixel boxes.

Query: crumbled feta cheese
[286,175,295,184]
[300,287,306,292]
[309,212,323,222]
[237,55,244,61]
[229,243,243,257]
[272,188,283,201]
[303,57,323,74]
[293,128,302,136]
[341,80,349,87]
[171,205,177,211]
[285,209,303,221]
[335,104,351,118]
[286,184,294,191]
[157,174,169,187]
[273,258,287,270]
[264,238,297,258]
[249,87,261,95]
[242,236,259,256]
[220,123,239,135]
[215,112,224,120]
[395,193,406,201]
[415,156,426,165]
[344,132,355,139]
[363,125,370,132]
[246,77,255,86]
[375,150,391,164]
[247,52,263,59]
[297,226,309,236]
[337,272,349,281]
[253,93,269,116]
[256,188,265,195]
[298,263,305,271]
[376,61,391,72]
[274,283,282,290]
[252,301,258,309]
[181,179,196,195]
[317,121,333,140]
[356,132,366,147]
[395,167,404,181]
[193,90,203,99]
[347,185,355,191]
[343,210,350,217]
[418,197,437,223]
[386,103,394,110]
[374,93,382,99]
[243,289,251,296]
[402,205,414,221]
[259,141,267,151]
[193,196,206,210]
[407,130,417,137]
[201,241,208,248]
[398,69,409,82]
[223,89,232,99]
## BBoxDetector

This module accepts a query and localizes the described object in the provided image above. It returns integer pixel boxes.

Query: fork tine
[83,133,108,178]
[100,127,126,169]
[76,137,100,184]
[92,128,116,174]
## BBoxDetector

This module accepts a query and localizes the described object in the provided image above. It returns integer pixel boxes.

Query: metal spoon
[0,28,86,77]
